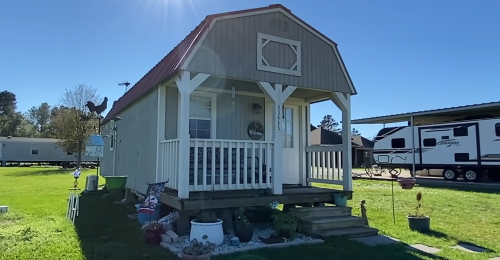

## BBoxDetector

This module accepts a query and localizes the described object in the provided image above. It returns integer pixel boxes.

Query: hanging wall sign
[248,121,264,140]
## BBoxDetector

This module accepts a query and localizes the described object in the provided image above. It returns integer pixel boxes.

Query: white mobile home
[0,136,96,166]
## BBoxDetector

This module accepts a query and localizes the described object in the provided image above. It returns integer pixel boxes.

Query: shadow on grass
[73,191,176,260]
[4,169,72,177]
[415,182,500,194]
[213,237,452,260]
[417,230,496,253]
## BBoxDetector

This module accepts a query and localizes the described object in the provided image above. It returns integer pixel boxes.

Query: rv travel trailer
[0,136,97,167]
[372,118,500,182]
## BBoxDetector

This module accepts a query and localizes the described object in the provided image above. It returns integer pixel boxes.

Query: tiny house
[0,136,96,166]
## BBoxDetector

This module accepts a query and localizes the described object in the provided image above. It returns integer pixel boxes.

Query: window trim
[189,91,217,139]
[31,144,39,155]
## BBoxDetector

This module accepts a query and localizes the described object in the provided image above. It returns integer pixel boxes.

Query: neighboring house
[100,4,357,210]
[310,127,374,167]
[0,136,96,166]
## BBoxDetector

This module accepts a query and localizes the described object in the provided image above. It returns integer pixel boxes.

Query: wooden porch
[159,184,350,211]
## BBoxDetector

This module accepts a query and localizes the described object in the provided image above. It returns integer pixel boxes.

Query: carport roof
[352,101,500,124]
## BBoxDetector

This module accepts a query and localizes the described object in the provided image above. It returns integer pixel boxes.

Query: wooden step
[300,216,365,232]
[310,227,379,239]
[289,206,352,218]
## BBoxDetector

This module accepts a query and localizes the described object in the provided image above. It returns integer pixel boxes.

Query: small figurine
[361,200,369,227]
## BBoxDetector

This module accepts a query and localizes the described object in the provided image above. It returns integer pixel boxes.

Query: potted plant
[407,192,431,231]
[397,177,416,189]
[182,235,216,260]
[190,210,224,246]
[233,209,253,242]
[144,221,164,244]
[269,201,300,239]
[333,192,348,207]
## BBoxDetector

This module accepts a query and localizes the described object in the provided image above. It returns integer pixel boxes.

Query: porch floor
[159,185,350,211]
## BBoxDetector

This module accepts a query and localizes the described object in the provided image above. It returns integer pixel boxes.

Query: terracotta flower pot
[144,227,163,244]
[397,178,416,189]
[181,251,212,260]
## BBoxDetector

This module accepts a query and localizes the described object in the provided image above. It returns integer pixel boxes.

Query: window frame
[188,91,217,139]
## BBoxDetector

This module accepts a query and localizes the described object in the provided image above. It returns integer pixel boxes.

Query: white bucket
[189,219,224,246]
[0,206,8,213]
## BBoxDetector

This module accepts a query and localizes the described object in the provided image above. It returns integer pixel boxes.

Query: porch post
[257,82,296,195]
[331,92,353,191]
[175,71,210,199]
[156,85,167,182]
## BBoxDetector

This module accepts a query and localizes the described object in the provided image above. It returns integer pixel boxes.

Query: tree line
[1,84,102,167]
[317,114,362,136]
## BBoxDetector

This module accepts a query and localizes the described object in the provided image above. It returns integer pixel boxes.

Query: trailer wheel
[442,168,458,181]
[463,168,482,182]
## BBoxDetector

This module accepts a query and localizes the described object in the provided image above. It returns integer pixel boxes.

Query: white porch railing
[189,139,274,191]
[159,139,179,190]
[306,145,345,185]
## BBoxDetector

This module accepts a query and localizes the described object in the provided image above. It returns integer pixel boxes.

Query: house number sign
[277,106,281,130]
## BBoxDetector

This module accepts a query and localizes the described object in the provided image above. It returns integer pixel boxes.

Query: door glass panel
[283,108,294,148]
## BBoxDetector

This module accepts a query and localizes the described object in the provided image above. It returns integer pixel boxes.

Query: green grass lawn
[316,181,500,260]
[0,167,499,260]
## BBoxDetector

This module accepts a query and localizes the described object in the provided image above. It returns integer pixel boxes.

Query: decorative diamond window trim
[256,32,301,76]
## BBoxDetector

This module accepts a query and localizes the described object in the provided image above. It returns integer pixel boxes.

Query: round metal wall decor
[248,121,264,140]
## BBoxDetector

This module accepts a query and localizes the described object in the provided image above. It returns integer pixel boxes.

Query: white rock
[161,234,173,243]
[166,230,179,242]
[164,227,322,256]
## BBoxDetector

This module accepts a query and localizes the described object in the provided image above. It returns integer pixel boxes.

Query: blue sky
[1,0,500,138]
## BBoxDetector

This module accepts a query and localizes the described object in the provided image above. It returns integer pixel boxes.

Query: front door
[282,105,300,184]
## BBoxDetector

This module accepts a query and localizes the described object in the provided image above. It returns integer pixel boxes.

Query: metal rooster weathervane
[85,97,108,117]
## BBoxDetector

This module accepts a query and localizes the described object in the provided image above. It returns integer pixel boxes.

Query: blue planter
[135,203,162,225]
[334,194,348,207]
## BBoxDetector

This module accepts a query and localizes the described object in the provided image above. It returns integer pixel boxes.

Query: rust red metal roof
[102,4,339,125]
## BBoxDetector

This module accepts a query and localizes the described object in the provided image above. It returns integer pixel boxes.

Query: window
[423,138,436,147]
[110,121,115,151]
[455,153,470,162]
[453,126,468,137]
[189,94,215,139]
[391,138,405,148]
[66,152,73,156]
[31,144,39,155]
[283,108,294,148]
[495,123,500,136]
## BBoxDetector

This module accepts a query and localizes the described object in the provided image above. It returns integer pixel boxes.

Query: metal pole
[97,117,101,179]
[391,179,395,224]
[411,115,416,177]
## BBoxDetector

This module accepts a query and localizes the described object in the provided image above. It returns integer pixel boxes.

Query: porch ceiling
[196,76,334,100]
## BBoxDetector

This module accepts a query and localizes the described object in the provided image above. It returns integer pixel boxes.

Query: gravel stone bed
[171,227,323,256]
